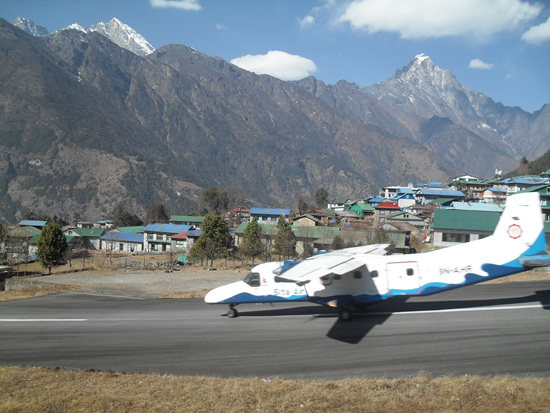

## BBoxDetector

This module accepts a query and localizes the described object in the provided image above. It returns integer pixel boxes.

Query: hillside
[0,19,458,222]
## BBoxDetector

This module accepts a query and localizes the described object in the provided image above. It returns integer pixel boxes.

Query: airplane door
[387,261,421,295]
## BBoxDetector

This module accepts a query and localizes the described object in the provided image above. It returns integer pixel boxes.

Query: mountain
[89,18,155,56]
[11,17,49,36]
[0,18,458,223]
[295,54,550,177]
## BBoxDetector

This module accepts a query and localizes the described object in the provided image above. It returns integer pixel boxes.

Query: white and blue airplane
[205,193,550,321]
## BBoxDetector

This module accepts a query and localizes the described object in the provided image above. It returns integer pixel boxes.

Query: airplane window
[320,275,332,286]
[407,268,414,276]
[334,274,342,281]
[353,271,362,279]
[370,270,378,278]
[243,272,261,287]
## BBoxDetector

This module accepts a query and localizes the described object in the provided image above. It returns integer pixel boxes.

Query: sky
[1,0,549,113]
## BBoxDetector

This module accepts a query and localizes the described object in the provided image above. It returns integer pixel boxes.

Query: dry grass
[158,290,210,299]
[1,366,549,413]
[0,285,75,302]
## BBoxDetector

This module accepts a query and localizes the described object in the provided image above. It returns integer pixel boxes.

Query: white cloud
[231,51,317,81]
[339,0,542,39]
[299,15,315,30]
[216,23,225,30]
[522,16,550,44]
[149,0,202,11]
[469,58,495,70]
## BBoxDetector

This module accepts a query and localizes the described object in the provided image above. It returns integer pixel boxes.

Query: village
[3,172,550,267]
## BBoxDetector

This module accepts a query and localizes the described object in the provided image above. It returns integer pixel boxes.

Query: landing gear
[227,304,239,318]
[339,308,353,322]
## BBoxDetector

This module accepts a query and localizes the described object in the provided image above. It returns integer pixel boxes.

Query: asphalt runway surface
[1,281,549,380]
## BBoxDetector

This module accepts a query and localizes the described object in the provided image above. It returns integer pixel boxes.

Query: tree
[189,212,232,266]
[200,187,229,214]
[518,156,538,175]
[331,235,345,250]
[273,216,296,260]
[296,194,308,216]
[37,222,68,274]
[145,202,169,224]
[112,202,143,227]
[242,218,263,265]
[0,223,7,260]
[314,187,328,209]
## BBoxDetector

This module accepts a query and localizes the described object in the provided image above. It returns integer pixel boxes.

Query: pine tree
[273,216,296,260]
[242,218,263,265]
[37,222,68,274]
[190,212,232,266]
[314,187,328,208]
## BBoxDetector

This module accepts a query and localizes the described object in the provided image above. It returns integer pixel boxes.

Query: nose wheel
[227,304,239,318]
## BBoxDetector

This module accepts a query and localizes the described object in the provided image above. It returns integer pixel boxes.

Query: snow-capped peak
[90,18,155,56]
[63,23,87,33]
[414,53,430,63]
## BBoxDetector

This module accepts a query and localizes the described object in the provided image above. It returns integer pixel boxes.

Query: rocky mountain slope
[295,54,549,177]
[0,18,458,222]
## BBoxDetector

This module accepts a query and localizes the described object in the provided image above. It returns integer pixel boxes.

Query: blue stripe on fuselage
[215,292,308,304]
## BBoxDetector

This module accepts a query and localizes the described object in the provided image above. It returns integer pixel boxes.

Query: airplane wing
[316,244,389,257]
[275,244,388,284]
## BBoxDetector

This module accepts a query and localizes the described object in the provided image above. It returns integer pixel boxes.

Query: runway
[1,281,549,379]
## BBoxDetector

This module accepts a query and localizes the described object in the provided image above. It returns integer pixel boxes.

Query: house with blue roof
[496,176,550,195]
[415,188,465,205]
[100,231,144,253]
[17,220,47,230]
[143,223,193,252]
[249,208,290,224]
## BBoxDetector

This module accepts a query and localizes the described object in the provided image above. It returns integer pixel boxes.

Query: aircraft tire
[227,308,238,318]
[339,309,352,322]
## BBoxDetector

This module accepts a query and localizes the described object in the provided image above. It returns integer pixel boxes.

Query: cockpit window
[243,272,261,287]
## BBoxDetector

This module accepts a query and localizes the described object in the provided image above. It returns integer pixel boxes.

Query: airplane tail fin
[491,192,546,258]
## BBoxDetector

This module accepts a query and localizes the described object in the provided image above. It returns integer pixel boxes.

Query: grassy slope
[2,366,550,413]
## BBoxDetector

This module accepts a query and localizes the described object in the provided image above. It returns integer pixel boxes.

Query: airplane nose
[204,281,244,304]
[204,287,221,304]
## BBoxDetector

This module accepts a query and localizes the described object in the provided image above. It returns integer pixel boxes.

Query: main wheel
[339,308,352,322]
[227,308,238,318]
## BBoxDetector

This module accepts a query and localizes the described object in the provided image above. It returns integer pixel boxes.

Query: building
[143,224,193,252]
[431,208,501,247]
[415,188,465,205]
[100,232,144,253]
[64,228,104,250]
[249,208,290,224]
[169,216,204,230]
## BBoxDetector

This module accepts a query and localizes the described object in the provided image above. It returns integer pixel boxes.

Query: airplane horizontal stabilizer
[519,255,550,267]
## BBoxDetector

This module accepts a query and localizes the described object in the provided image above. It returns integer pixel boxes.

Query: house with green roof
[64,227,105,250]
[431,209,501,247]
[347,202,375,219]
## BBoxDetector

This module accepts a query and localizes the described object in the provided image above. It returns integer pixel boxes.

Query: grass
[0,285,75,301]
[1,366,549,412]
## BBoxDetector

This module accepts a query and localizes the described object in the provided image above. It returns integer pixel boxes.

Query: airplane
[205,192,550,321]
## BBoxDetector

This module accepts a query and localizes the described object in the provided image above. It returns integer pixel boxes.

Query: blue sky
[2,0,549,113]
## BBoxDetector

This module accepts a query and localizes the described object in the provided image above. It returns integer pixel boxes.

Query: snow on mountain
[62,23,87,33]
[14,16,155,57]
[11,17,49,36]
[90,18,155,56]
